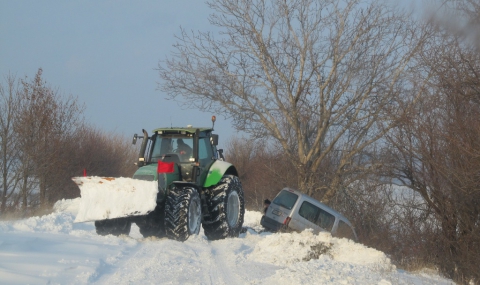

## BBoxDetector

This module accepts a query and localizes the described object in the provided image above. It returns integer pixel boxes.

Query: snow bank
[243,209,264,229]
[9,211,76,233]
[0,198,455,285]
[0,199,88,234]
[248,229,394,271]
[53,197,81,214]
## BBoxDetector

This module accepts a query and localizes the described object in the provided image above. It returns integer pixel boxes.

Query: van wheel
[202,175,245,240]
[95,218,131,236]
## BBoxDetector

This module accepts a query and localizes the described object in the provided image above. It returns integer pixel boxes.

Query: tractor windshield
[151,135,194,163]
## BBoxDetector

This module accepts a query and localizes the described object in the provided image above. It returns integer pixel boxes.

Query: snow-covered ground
[0,198,454,285]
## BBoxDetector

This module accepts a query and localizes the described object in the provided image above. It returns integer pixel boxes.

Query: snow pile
[243,209,264,229]
[73,176,158,222]
[331,235,392,269]
[10,211,76,233]
[53,197,81,214]
[0,199,84,234]
[248,229,394,271]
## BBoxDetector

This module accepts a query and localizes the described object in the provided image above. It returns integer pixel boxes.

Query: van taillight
[283,217,291,226]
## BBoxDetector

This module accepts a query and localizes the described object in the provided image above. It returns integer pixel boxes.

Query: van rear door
[264,189,299,228]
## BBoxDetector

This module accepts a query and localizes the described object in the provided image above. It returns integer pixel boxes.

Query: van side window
[272,190,298,210]
[336,220,355,240]
[298,201,335,231]
[318,208,335,231]
[298,201,319,224]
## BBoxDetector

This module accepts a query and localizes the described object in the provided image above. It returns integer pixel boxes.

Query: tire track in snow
[90,223,279,285]
[96,234,246,285]
[185,236,240,285]
[96,237,195,284]
[205,235,281,284]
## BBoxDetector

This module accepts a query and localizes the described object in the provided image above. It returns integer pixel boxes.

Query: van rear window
[272,190,298,210]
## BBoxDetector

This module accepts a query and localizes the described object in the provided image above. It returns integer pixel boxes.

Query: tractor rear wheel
[95,217,131,236]
[165,186,202,242]
[202,175,245,240]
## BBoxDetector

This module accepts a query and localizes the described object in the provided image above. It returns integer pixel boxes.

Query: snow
[0,198,454,285]
[73,177,158,222]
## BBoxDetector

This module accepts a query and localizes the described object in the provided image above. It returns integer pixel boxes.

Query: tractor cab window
[151,135,193,163]
[198,137,214,167]
[198,137,213,160]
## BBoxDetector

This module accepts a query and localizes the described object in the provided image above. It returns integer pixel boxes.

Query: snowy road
[0,198,454,285]
[99,231,280,284]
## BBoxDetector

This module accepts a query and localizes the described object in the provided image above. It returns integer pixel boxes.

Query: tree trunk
[21,173,28,211]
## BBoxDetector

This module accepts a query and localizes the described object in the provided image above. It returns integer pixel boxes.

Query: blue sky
[0,1,236,142]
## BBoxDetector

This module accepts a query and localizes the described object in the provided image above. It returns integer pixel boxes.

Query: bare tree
[0,74,21,213]
[225,137,296,209]
[438,0,480,46]
[69,126,138,179]
[1,69,140,216]
[386,20,480,284]
[14,69,85,210]
[159,0,427,201]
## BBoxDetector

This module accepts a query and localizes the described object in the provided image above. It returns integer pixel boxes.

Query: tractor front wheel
[164,186,202,242]
[137,205,166,238]
[95,217,131,236]
[202,175,245,240]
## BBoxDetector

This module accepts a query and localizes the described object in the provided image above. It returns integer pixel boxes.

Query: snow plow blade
[73,176,158,223]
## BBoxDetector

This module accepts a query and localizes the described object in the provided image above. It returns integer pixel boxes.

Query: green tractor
[74,117,245,242]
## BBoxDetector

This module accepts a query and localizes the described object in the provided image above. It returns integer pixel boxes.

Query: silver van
[261,187,358,241]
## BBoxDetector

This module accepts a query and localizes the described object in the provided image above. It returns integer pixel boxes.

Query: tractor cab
[148,128,217,183]
[132,117,224,185]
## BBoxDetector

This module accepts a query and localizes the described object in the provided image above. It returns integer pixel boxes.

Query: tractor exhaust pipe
[136,129,149,167]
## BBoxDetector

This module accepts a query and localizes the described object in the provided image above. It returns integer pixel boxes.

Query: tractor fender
[204,160,239,188]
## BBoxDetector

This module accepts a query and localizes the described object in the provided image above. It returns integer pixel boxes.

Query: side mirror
[218,149,225,161]
[211,134,219,146]
[132,134,138,145]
